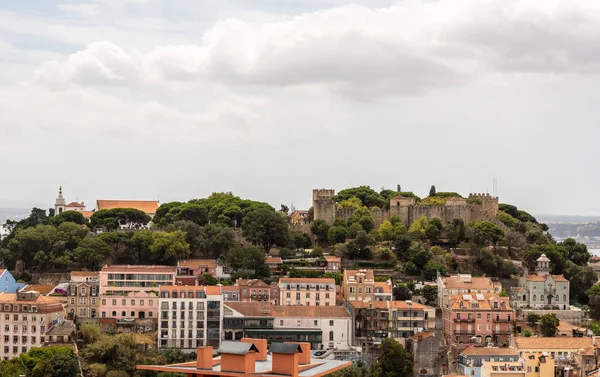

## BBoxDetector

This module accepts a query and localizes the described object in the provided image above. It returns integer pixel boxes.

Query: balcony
[493,318,512,322]
[454,318,475,323]
[455,330,475,335]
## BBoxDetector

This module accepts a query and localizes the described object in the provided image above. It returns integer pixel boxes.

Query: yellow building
[481,361,525,377]
[342,269,374,302]
[522,352,554,377]
[514,337,595,360]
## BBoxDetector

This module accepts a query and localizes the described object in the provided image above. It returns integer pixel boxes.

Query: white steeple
[54,185,66,215]
[536,254,551,276]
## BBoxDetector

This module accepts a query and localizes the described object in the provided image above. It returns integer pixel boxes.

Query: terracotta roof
[460,346,519,356]
[70,271,99,278]
[221,286,240,292]
[96,200,159,214]
[177,259,217,269]
[515,337,594,350]
[411,331,432,342]
[237,279,271,288]
[101,265,176,273]
[80,211,94,218]
[279,278,335,284]
[344,269,374,281]
[0,293,62,306]
[442,276,495,290]
[20,285,55,295]
[374,282,392,294]
[557,321,585,332]
[448,293,512,310]
[159,285,221,295]
[265,257,283,265]
[525,274,568,282]
[324,256,341,262]
[225,302,350,318]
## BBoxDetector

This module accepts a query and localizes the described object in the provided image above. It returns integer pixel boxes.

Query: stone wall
[312,189,500,227]
[31,272,70,285]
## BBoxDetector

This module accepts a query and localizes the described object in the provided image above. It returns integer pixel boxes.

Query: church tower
[536,254,551,276]
[54,185,66,215]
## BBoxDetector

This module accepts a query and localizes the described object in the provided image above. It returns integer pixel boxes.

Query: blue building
[0,269,26,293]
[458,346,520,377]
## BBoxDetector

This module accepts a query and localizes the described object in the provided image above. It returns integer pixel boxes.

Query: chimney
[196,346,213,369]
[285,342,311,365]
[218,341,259,374]
[242,338,267,361]
[271,343,301,377]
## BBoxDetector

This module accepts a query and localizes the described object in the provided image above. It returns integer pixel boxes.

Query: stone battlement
[313,189,499,227]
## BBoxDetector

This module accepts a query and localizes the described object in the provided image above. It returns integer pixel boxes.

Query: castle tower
[54,185,66,215]
[312,189,336,225]
[536,254,551,276]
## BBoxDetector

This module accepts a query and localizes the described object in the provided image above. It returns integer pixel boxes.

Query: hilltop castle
[312,189,499,228]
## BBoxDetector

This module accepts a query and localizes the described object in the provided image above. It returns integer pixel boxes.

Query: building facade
[437,274,501,308]
[99,265,175,320]
[68,271,99,320]
[342,270,374,302]
[158,285,223,351]
[0,291,66,360]
[511,255,570,310]
[458,347,520,377]
[279,278,336,306]
[0,270,26,294]
[223,302,351,351]
[442,293,515,352]
[374,281,393,301]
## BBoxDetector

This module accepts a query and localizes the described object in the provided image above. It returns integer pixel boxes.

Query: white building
[278,278,336,306]
[157,285,223,352]
[512,254,570,309]
[0,290,67,360]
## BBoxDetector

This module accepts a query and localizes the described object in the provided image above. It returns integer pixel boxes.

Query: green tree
[149,231,190,264]
[423,261,447,280]
[199,273,218,285]
[328,226,348,244]
[408,216,427,241]
[496,211,519,228]
[310,220,330,246]
[338,197,363,209]
[375,338,413,377]
[403,261,418,275]
[347,207,375,233]
[429,185,436,197]
[523,329,532,337]
[224,245,269,278]
[90,208,151,231]
[421,285,438,305]
[540,314,559,337]
[324,272,343,285]
[74,238,113,270]
[196,224,235,258]
[378,221,395,242]
[334,186,386,208]
[394,236,412,259]
[50,211,87,226]
[527,313,541,333]
[242,208,290,251]
[469,221,505,246]
[292,232,312,249]
[586,285,600,320]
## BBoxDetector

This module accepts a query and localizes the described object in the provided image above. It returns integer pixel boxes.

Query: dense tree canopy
[334,186,386,209]
[375,338,413,377]
[90,208,151,231]
[242,208,290,251]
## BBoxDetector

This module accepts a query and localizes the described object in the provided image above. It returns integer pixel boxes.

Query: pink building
[99,265,176,320]
[442,293,515,354]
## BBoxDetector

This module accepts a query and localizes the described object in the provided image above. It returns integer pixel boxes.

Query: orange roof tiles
[515,337,594,350]
[447,293,512,310]
[460,346,519,356]
[177,259,217,269]
[279,278,335,284]
[348,300,431,310]
[324,256,341,262]
[344,269,374,281]
[221,286,240,292]
[442,276,494,290]
[0,293,62,305]
[525,274,568,282]
[20,285,55,295]
[96,200,159,214]
[80,211,94,218]
[225,302,350,318]
[374,282,392,294]
[411,331,432,342]
[265,257,283,264]
[71,271,99,278]
[101,265,176,273]
[66,202,84,207]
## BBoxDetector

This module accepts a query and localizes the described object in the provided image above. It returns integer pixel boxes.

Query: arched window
[522,295,526,301]
[533,295,536,302]
[540,295,544,303]
[563,295,567,302]
[329,331,334,341]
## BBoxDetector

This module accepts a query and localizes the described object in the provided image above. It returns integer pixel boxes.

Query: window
[329,331,334,341]
[349,287,355,293]
[121,299,126,306]
[330,320,334,326]
[314,320,318,326]
[81,287,86,296]
[70,298,75,305]
[280,320,284,326]
[297,320,301,326]
[112,299,116,305]
[533,295,536,302]
[527,367,532,373]
[131,300,135,306]
[471,371,475,376]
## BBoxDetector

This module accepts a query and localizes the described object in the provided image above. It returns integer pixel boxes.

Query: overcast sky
[1,0,599,215]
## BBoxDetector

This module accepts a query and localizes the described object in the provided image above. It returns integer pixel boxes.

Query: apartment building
[442,293,515,352]
[158,285,223,351]
[481,361,525,377]
[522,352,554,377]
[68,271,99,320]
[238,279,279,304]
[346,300,436,352]
[265,257,284,275]
[279,278,336,306]
[99,265,176,320]
[374,282,393,301]
[342,270,374,302]
[437,274,501,308]
[324,256,341,271]
[513,337,596,361]
[223,302,351,350]
[458,347,520,377]
[0,290,66,360]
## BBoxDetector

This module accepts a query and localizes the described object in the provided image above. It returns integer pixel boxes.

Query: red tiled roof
[225,302,350,318]
[460,346,519,356]
[96,200,159,214]
[324,256,341,262]
[177,259,217,269]
[265,257,283,265]
[374,282,392,294]
[525,274,568,282]
[71,271,99,278]
[66,202,84,207]
[344,269,374,281]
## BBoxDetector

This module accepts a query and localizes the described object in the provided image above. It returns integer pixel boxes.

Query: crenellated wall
[313,189,499,227]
